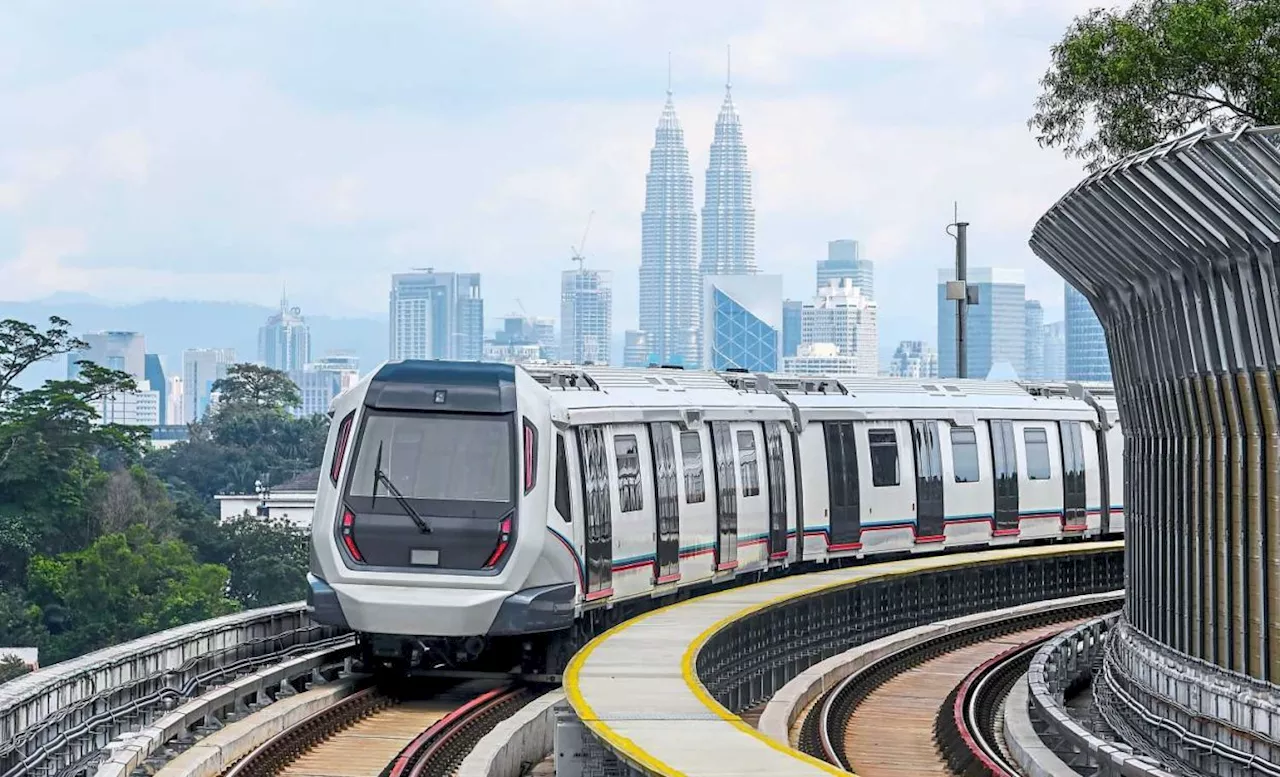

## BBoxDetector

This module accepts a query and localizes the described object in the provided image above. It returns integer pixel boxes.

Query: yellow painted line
[565,540,1125,777]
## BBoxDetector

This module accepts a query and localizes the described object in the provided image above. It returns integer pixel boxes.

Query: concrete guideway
[561,541,1124,776]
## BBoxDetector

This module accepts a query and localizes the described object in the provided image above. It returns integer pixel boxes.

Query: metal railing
[1025,614,1174,776]
[0,601,346,777]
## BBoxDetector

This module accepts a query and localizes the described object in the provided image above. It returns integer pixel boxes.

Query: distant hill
[2,297,388,389]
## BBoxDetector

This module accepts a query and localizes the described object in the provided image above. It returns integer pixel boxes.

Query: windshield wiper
[370,441,432,534]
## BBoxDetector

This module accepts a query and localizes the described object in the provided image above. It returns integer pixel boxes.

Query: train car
[306,360,1125,675]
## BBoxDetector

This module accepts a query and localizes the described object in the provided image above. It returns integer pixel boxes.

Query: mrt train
[306,360,1125,674]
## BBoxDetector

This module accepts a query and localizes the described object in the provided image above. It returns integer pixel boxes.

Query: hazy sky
[0,0,1109,342]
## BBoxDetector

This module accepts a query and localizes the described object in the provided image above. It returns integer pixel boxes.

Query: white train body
[306,361,1124,669]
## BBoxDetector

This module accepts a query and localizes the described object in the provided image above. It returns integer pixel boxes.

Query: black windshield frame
[342,409,518,520]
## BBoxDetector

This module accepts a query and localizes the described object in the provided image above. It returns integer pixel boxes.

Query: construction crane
[570,211,595,271]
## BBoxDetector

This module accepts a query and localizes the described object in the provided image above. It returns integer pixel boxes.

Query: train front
[306,360,568,673]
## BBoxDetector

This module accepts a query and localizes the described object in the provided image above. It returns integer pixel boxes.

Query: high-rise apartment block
[259,295,311,372]
[701,274,782,372]
[1024,299,1045,380]
[817,240,874,300]
[888,340,939,379]
[561,268,613,366]
[937,267,1026,379]
[1064,282,1112,381]
[795,279,878,376]
[389,270,484,362]
[183,347,236,422]
[638,86,699,368]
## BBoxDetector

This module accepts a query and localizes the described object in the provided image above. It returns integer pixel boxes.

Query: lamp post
[254,477,270,518]
[945,209,979,378]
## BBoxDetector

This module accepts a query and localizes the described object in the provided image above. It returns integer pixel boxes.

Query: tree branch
[1166,89,1266,122]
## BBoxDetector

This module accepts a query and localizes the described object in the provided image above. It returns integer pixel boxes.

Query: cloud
[0,0,1104,348]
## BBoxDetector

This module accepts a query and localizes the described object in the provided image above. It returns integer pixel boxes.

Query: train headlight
[483,516,513,569]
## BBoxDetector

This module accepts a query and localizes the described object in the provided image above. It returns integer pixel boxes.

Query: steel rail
[386,683,536,777]
[936,634,1050,776]
[808,594,1123,770]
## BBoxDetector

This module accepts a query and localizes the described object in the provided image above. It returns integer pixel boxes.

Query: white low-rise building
[782,342,863,377]
[214,468,318,529]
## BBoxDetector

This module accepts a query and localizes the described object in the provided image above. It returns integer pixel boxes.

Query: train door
[764,422,788,559]
[648,422,680,583]
[1058,420,1087,529]
[576,425,613,597]
[823,421,861,547]
[989,420,1020,534]
[911,421,945,541]
[709,421,739,571]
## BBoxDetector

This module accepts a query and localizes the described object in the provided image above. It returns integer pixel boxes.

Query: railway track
[222,679,538,777]
[935,634,1053,776]
[793,595,1122,776]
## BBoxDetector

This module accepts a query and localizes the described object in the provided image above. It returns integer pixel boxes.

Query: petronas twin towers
[638,61,755,368]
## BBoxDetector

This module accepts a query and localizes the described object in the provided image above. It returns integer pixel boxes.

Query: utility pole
[945,205,978,378]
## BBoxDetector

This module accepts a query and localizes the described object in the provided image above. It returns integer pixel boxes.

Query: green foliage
[212,363,301,411]
[0,318,325,666]
[219,513,310,609]
[0,654,32,684]
[1031,0,1280,170]
[23,526,239,663]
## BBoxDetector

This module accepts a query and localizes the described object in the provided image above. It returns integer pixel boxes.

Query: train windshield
[347,412,513,504]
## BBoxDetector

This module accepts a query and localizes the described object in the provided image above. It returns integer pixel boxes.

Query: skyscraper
[937,267,1026,379]
[1024,299,1045,380]
[1064,282,1112,381]
[639,80,699,367]
[623,330,651,368]
[701,274,783,372]
[798,279,878,376]
[561,268,613,365]
[782,299,803,358]
[68,331,146,380]
[144,354,167,426]
[700,65,754,277]
[183,347,235,422]
[1043,321,1066,380]
[389,270,484,362]
[888,341,939,379]
[259,294,311,372]
[817,240,874,300]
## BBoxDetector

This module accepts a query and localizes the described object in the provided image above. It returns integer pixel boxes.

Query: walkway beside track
[564,541,1123,777]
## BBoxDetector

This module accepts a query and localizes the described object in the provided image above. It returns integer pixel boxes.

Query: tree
[0,316,85,401]
[22,526,238,662]
[1030,0,1280,171]
[0,654,31,684]
[211,364,301,411]
[219,513,310,608]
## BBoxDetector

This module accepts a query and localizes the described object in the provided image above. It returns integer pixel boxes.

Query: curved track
[222,680,536,777]
[796,596,1121,776]
[936,635,1051,776]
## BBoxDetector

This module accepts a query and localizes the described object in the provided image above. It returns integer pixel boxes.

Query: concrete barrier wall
[456,690,565,777]
[0,601,344,777]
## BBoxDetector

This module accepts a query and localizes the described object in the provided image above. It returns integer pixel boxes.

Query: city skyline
[0,3,1106,357]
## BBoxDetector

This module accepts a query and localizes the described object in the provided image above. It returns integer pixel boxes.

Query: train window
[554,434,571,522]
[737,430,760,497]
[951,427,980,483]
[1025,427,1051,480]
[869,429,900,487]
[614,434,643,512]
[680,431,706,504]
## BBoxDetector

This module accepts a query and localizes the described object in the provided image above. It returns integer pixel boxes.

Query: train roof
[518,364,1116,426]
